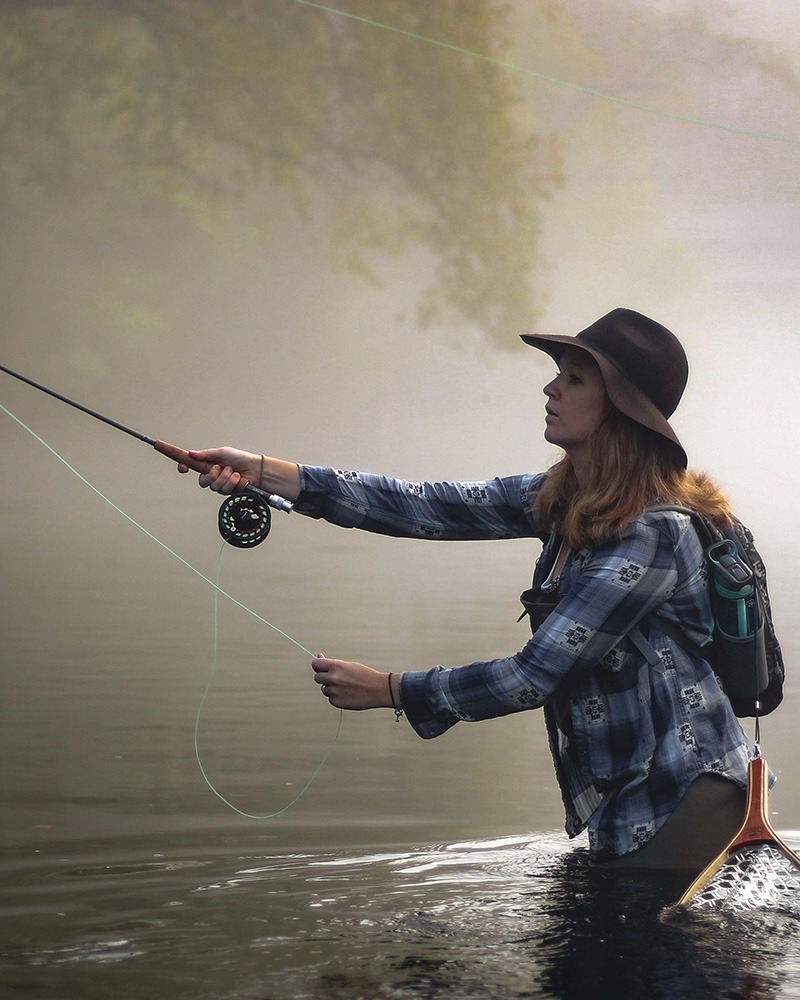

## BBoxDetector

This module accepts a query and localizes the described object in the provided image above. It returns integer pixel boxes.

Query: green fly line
[0,400,343,818]
[290,0,800,147]
[196,542,343,819]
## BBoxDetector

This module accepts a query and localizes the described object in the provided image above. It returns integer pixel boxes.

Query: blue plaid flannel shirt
[295,465,751,861]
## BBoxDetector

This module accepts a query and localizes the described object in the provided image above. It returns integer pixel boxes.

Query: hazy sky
[2,0,799,539]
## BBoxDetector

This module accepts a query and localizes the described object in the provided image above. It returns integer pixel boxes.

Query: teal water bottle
[707,540,755,639]
[707,538,767,699]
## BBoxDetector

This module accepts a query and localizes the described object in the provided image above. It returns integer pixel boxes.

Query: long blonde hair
[535,407,732,549]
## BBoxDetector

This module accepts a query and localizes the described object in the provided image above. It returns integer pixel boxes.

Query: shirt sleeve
[400,516,682,738]
[293,465,544,541]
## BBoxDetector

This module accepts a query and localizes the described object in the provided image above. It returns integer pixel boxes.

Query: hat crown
[575,309,688,418]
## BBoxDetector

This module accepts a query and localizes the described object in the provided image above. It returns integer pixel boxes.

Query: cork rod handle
[153,440,250,491]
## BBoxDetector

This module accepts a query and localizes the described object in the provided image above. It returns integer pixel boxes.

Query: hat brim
[521,332,688,468]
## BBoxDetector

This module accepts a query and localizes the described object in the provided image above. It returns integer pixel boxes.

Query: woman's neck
[565,446,590,487]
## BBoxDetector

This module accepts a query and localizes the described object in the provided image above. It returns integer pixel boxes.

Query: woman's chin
[543,427,561,447]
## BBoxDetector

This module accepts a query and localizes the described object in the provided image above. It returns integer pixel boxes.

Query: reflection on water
[2,833,799,999]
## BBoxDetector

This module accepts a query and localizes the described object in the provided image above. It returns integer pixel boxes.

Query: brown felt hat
[521,308,688,468]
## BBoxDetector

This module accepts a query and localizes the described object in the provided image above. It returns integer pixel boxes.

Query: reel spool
[218,493,272,548]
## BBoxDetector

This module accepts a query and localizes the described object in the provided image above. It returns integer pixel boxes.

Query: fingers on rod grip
[154,440,249,490]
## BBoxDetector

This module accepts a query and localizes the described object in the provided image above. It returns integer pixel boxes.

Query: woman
[182,308,751,871]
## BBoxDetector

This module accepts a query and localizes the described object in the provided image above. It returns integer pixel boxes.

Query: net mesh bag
[683,843,800,915]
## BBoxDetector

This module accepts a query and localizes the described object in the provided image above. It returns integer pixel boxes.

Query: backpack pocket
[518,586,559,634]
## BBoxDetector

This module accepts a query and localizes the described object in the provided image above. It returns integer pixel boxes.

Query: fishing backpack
[637,507,784,718]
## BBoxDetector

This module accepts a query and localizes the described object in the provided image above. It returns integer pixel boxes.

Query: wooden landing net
[677,757,800,914]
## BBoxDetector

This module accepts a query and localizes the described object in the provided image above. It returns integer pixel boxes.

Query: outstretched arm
[181,456,543,541]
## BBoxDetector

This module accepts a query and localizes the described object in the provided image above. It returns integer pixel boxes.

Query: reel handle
[153,439,250,491]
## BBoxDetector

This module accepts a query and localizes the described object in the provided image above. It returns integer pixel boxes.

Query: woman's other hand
[312,655,399,712]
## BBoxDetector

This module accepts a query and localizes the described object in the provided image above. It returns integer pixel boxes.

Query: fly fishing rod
[0,362,292,548]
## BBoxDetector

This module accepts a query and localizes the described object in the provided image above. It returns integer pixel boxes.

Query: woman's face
[543,348,609,458]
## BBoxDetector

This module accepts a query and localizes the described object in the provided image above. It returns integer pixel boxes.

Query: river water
[3,1,800,997]
[1,509,799,999]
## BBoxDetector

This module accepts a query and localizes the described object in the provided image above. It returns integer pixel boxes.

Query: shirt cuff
[399,667,461,740]
[292,464,330,519]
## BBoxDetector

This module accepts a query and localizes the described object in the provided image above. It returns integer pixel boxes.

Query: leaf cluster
[0,0,560,342]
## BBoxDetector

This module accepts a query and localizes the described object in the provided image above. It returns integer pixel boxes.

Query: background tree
[0,0,560,344]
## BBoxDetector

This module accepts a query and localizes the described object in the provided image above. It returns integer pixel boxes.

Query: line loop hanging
[0,399,344,818]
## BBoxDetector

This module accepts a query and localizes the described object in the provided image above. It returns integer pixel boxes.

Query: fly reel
[218,493,272,547]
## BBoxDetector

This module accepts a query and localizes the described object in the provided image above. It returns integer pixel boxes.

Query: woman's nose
[544,377,559,398]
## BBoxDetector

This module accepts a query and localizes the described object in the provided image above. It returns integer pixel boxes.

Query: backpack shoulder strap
[647,504,720,547]
[628,625,669,668]
[629,505,716,666]
[640,611,708,660]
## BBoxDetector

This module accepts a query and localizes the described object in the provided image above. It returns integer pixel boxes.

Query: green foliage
[0,0,559,343]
